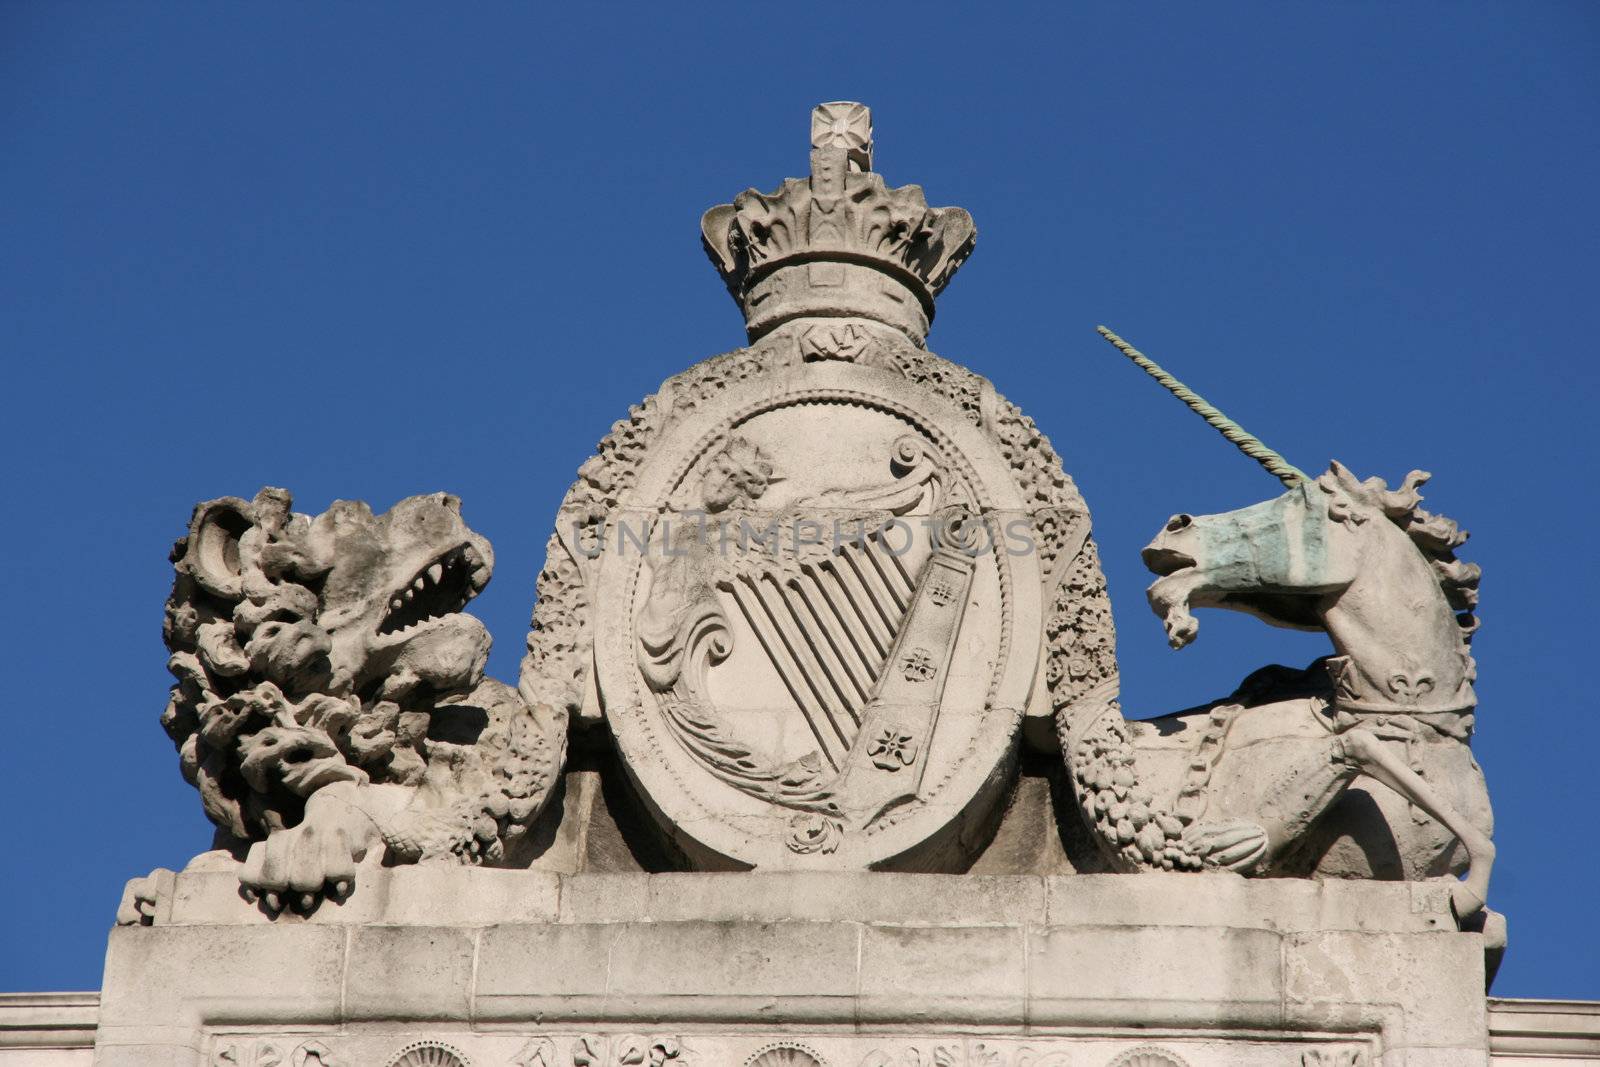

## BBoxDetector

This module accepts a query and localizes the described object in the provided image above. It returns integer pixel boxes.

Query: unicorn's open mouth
[1142,547,1196,577]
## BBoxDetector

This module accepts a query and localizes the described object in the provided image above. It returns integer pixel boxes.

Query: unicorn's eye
[1166,514,1193,533]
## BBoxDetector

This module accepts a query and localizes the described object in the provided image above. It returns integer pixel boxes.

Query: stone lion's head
[161,488,501,843]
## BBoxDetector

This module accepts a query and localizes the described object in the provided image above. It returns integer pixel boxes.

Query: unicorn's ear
[1315,461,1369,526]
[1323,459,1365,488]
[1316,460,1354,494]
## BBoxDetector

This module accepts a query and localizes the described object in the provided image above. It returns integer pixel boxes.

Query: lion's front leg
[239,781,413,913]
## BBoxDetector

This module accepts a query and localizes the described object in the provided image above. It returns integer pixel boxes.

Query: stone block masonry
[91,869,1488,1067]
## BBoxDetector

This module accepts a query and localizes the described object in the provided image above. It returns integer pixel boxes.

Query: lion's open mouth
[1142,546,1197,577]
[378,544,485,636]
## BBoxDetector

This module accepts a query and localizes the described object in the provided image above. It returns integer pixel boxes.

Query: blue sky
[2,3,1596,997]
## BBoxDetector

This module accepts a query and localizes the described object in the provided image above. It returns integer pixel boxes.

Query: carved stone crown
[701,102,976,346]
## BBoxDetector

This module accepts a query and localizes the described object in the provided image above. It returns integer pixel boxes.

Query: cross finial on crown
[811,102,872,172]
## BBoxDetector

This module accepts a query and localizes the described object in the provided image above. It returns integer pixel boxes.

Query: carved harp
[716,437,980,822]
[721,524,923,773]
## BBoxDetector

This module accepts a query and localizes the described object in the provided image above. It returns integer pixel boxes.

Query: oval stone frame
[594,361,1042,869]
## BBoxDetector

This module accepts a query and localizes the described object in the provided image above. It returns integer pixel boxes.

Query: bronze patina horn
[1097,325,1310,489]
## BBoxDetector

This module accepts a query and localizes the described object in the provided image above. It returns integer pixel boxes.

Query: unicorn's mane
[1390,500,1481,643]
[1321,464,1481,644]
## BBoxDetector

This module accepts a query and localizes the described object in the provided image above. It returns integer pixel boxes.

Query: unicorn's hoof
[1165,614,1199,649]
[1449,882,1487,923]
[1464,907,1509,989]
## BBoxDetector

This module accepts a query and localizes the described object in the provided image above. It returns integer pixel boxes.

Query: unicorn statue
[1059,329,1495,926]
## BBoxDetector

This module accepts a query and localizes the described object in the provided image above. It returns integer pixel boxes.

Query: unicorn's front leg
[1146,570,1207,649]
[1339,728,1496,922]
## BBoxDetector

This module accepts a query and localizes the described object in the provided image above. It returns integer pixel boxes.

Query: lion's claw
[240,806,366,913]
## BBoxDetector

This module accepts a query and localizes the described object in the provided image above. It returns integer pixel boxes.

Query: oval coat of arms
[593,360,1042,868]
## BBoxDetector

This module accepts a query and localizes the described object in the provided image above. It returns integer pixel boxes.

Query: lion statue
[153,487,566,913]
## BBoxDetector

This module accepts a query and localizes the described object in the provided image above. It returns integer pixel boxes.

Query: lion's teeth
[428,563,444,585]
[403,587,415,601]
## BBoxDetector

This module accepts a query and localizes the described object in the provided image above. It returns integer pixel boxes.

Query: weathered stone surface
[1030,923,1284,1028]
[89,871,1493,1066]
[158,865,562,926]
[345,925,477,1020]
[1284,927,1488,1048]
[41,1002,1589,1067]
[1044,872,1459,934]
[606,919,861,1021]
[475,921,621,1020]
[858,923,1027,1024]
[1487,997,1600,1061]
[99,923,345,1027]
[0,993,98,1067]
[27,990,1599,1066]
[566,870,1048,926]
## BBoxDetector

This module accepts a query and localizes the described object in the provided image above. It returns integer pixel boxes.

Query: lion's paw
[239,814,362,914]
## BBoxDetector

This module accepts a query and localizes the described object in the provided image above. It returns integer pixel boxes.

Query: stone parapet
[93,869,1492,1067]
[0,992,98,1066]
[1487,998,1600,1062]
[19,990,1600,1065]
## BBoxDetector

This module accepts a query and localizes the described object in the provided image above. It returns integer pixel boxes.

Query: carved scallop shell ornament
[1106,1048,1189,1067]
[387,1042,469,1067]
[746,1044,827,1067]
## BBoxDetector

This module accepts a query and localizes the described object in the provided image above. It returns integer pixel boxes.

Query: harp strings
[724,526,915,772]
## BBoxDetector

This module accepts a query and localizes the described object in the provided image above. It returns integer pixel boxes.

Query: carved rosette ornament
[521,104,1112,869]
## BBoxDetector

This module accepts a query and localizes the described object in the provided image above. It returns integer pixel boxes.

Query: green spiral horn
[1097,326,1309,489]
